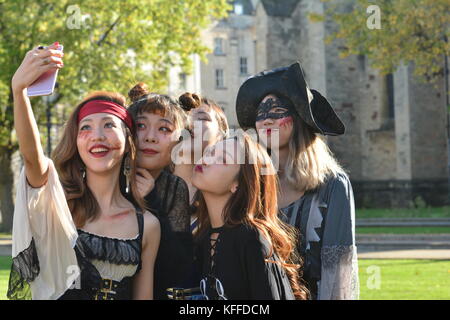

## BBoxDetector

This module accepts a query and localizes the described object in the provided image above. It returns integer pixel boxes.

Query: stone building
[168,0,449,208]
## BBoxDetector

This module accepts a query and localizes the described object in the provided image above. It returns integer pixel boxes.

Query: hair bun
[179,92,201,111]
[128,82,150,102]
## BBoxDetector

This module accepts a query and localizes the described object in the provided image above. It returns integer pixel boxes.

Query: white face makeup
[77,112,127,174]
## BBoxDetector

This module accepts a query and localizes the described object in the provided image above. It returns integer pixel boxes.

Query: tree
[310,0,449,80]
[0,0,231,231]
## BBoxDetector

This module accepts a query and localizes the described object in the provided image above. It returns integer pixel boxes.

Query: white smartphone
[27,44,63,97]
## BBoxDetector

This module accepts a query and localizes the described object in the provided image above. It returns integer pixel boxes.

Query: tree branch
[97,14,122,46]
[96,6,139,46]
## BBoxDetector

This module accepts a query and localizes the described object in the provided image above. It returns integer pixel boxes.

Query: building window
[234,3,243,15]
[179,73,187,90]
[216,69,225,88]
[386,73,394,119]
[240,57,248,75]
[214,38,225,55]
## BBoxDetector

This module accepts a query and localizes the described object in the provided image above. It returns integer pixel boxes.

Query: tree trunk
[0,147,14,232]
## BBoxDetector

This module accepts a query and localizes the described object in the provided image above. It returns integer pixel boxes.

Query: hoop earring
[124,154,131,193]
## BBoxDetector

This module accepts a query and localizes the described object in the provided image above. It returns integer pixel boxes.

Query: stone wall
[197,0,449,208]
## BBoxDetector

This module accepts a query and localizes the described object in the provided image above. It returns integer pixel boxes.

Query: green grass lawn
[357,227,450,234]
[0,256,11,300]
[1,207,448,239]
[358,259,450,300]
[356,206,450,219]
[1,256,449,300]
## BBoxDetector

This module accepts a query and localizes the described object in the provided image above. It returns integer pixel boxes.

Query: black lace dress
[142,169,194,300]
[58,210,144,300]
[196,224,295,300]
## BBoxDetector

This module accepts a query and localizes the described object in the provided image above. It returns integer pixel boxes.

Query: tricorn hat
[235,61,345,136]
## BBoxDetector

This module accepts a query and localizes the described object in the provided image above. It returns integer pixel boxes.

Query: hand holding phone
[27,43,64,97]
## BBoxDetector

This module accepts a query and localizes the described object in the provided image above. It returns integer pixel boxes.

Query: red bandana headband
[77,100,134,131]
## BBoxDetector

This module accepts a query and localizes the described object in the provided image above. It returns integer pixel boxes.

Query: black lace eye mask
[255,98,293,122]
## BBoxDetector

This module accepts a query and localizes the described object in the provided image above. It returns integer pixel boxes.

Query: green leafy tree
[310,0,449,80]
[0,0,231,231]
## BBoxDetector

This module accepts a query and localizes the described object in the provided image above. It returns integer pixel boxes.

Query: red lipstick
[89,144,111,158]
[141,148,159,155]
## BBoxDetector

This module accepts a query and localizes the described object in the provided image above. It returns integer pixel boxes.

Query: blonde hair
[285,112,345,192]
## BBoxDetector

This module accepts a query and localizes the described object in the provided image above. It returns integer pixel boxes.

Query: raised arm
[11,43,64,188]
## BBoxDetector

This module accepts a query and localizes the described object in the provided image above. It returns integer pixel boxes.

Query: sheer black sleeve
[7,239,39,300]
[152,170,190,233]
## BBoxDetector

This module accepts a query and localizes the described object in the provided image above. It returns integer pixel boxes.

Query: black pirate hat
[235,61,345,135]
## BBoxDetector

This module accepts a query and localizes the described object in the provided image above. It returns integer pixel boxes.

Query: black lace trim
[76,230,141,266]
[7,238,40,300]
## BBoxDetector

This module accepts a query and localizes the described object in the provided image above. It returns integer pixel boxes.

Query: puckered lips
[140,148,159,156]
[89,144,112,158]
[262,127,280,136]
[194,164,203,173]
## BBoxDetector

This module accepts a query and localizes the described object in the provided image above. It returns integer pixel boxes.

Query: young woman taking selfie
[8,43,160,300]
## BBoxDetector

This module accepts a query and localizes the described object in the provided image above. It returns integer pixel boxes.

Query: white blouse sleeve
[9,159,79,300]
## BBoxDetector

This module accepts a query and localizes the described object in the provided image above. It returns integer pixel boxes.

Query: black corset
[59,211,144,300]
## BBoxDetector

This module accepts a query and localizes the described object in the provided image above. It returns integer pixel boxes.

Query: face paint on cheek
[279,116,293,128]
[78,131,90,139]
[110,142,122,151]
[108,141,127,155]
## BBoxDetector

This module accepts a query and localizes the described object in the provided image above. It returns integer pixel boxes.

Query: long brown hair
[195,134,309,300]
[52,91,145,228]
